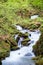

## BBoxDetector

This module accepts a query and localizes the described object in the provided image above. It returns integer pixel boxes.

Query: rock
[22,38,30,46]
[0,61,2,65]
[11,45,20,51]
[0,40,10,60]
[25,53,32,56]
[18,32,28,38]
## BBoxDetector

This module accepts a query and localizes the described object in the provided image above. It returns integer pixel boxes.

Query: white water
[31,15,38,19]
[14,34,18,40]
[2,25,41,65]
[18,37,24,48]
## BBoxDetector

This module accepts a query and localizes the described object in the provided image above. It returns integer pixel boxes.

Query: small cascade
[20,29,28,34]
[31,15,39,19]
[15,25,41,57]
[15,25,22,31]
[15,25,28,34]
[18,37,24,48]
[14,34,18,40]
[2,25,41,65]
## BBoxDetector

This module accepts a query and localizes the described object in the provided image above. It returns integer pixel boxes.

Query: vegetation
[29,0,43,10]
[0,0,43,65]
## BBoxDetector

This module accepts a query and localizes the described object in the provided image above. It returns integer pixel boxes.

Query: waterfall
[31,15,38,19]
[2,25,41,65]
[18,37,23,48]
[14,34,18,40]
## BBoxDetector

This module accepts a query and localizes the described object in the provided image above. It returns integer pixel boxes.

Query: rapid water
[18,37,24,48]
[2,25,41,65]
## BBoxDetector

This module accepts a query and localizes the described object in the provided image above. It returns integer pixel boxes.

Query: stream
[2,24,41,65]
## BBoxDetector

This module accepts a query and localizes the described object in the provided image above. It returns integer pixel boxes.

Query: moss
[18,32,28,38]
[16,8,39,18]
[0,40,10,60]
[32,56,43,65]
[0,0,43,62]
[17,21,41,31]
[22,38,30,46]
[35,59,43,65]
[33,31,43,56]
[11,45,19,51]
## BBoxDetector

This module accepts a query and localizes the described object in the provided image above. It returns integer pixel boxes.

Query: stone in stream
[18,32,28,38]
[29,34,31,37]
[22,38,30,46]
[28,41,34,44]
[25,53,32,56]
[18,53,20,55]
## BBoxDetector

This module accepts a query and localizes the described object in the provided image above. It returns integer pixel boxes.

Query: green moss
[18,32,28,37]
[22,38,30,46]
[33,31,43,56]
[11,45,19,51]
[0,40,10,60]
[36,58,43,65]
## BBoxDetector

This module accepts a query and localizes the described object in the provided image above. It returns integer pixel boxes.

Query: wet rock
[18,53,20,55]
[11,45,20,51]
[16,36,20,43]
[8,37,17,46]
[8,37,19,50]
[18,32,28,38]
[25,53,32,56]
[33,31,43,56]
[0,61,2,65]
[22,38,30,46]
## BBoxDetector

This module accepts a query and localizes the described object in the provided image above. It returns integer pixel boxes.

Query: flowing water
[31,15,38,19]
[2,25,41,65]
[18,37,24,48]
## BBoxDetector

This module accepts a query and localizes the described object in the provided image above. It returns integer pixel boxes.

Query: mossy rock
[16,32,29,43]
[11,45,19,51]
[16,36,20,43]
[33,30,43,56]
[17,22,41,31]
[16,23,30,29]
[22,38,30,46]
[0,61,2,65]
[18,32,28,38]
[32,56,43,65]
[0,40,10,60]
[8,36,17,46]
[35,58,43,65]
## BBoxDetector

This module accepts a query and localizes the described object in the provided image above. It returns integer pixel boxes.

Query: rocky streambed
[2,25,41,65]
